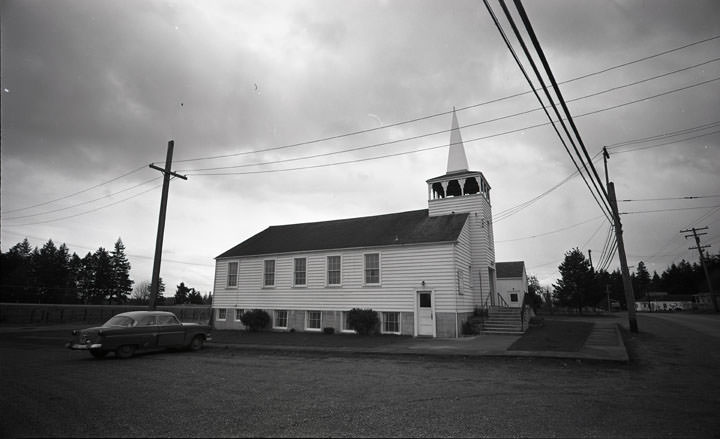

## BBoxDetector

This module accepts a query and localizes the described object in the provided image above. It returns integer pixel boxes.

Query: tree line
[537,247,720,313]
[0,238,210,305]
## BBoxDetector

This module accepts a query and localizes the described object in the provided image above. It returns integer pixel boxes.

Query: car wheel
[188,335,204,351]
[89,349,108,359]
[116,345,136,359]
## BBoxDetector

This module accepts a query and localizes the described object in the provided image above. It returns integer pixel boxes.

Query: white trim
[227,261,239,288]
[293,257,307,287]
[326,255,342,287]
[305,310,322,331]
[273,310,288,329]
[415,290,436,338]
[262,258,276,288]
[234,308,244,322]
[381,311,401,335]
[363,252,381,286]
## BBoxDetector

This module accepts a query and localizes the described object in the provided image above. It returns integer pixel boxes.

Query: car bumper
[66,342,103,350]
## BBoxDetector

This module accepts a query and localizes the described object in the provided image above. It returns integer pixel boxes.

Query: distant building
[212,110,501,337]
[635,292,692,312]
[495,261,527,308]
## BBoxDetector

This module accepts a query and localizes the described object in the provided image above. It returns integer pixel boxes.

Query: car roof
[114,311,177,319]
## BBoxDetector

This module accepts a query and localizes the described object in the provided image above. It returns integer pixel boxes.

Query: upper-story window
[263,260,275,287]
[227,261,238,287]
[327,255,341,286]
[364,253,380,285]
[294,258,307,286]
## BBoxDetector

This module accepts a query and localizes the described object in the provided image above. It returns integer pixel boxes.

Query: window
[227,262,238,287]
[327,256,341,286]
[263,260,275,287]
[235,309,244,321]
[274,310,288,329]
[294,258,307,286]
[306,311,322,330]
[364,253,380,284]
[382,312,400,334]
[217,308,227,321]
[510,293,519,302]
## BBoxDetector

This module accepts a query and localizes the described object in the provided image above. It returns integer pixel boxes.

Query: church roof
[496,261,526,278]
[216,209,469,258]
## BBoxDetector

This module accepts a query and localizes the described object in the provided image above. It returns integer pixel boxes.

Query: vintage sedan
[66,310,212,359]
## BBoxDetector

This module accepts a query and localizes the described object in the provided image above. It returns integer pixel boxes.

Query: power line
[619,194,720,202]
[1,165,148,215]
[621,205,720,215]
[172,35,720,165]
[495,215,604,243]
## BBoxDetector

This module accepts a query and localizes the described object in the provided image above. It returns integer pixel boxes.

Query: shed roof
[216,209,469,258]
[496,261,526,278]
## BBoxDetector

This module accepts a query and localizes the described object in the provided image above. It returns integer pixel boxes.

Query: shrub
[239,309,270,331]
[323,327,335,335]
[347,308,379,335]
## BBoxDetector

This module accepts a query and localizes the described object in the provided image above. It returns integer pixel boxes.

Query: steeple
[447,107,469,174]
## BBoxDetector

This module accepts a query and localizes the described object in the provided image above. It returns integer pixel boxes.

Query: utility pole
[148,140,187,310]
[607,181,639,332]
[681,227,718,312]
[588,249,594,271]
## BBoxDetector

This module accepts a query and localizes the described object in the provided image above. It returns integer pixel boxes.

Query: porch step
[482,307,525,334]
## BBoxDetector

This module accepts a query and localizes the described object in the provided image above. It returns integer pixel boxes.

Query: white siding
[214,241,463,313]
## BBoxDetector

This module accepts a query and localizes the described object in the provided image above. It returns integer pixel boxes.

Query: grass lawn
[508,319,594,352]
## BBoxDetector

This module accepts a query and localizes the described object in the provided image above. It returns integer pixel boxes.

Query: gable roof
[496,261,525,279]
[217,209,469,259]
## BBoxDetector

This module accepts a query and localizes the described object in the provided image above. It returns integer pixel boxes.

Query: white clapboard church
[213,109,505,337]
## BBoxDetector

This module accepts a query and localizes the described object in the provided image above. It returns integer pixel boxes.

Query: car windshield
[102,315,136,328]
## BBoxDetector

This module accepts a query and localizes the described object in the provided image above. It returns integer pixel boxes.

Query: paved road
[1,313,719,437]
[638,312,720,339]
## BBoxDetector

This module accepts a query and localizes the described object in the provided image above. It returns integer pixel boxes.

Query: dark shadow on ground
[508,320,593,352]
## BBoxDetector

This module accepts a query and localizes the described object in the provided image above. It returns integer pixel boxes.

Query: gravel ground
[0,313,718,437]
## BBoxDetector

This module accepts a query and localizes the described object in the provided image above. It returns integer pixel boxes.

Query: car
[66,310,212,359]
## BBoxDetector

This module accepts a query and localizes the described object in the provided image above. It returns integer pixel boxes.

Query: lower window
[382,312,400,334]
[341,311,354,332]
[235,309,244,321]
[274,310,288,329]
[217,308,227,321]
[306,311,322,330]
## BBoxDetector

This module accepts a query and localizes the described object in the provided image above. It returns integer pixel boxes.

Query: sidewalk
[208,320,629,363]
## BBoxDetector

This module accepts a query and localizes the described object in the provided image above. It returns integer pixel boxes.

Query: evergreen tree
[553,248,594,313]
[187,288,203,304]
[175,282,191,305]
[0,239,35,302]
[634,261,651,298]
[110,238,133,304]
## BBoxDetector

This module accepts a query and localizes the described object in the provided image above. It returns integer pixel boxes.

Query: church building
[212,109,498,337]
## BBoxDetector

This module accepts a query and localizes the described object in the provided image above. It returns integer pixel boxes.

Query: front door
[417,291,434,336]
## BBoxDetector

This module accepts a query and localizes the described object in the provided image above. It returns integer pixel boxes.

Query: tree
[110,238,133,304]
[187,288,203,305]
[175,282,191,305]
[151,277,166,305]
[525,275,543,312]
[131,280,152,304]
[553,248,594,314]
[634,261,651,299]
[0,239,35,302]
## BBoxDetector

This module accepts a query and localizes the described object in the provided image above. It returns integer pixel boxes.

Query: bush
[323,327,335,335]
[346,308,379,335]
[239,309,270,331]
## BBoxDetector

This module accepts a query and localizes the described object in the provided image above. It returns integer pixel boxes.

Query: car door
[109,315,157,349]
[156,315,186,347]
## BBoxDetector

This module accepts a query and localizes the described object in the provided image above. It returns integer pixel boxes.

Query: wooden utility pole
[148,140,187,309]
[608,182,638,333]
[681,227,717,312]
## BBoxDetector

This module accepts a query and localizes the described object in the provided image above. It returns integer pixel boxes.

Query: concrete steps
[482,307,525,335]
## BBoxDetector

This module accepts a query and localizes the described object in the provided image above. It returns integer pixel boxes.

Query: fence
[0,303,212,325]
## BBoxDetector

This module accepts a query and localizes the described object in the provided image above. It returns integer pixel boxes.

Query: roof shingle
[216,209,468,258]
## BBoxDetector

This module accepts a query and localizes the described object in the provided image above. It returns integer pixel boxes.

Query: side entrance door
[417,291,434,336]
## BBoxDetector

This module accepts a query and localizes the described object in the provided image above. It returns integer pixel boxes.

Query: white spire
[447,107,469,174]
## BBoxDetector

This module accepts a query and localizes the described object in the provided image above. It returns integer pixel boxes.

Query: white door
[417,291,434,336]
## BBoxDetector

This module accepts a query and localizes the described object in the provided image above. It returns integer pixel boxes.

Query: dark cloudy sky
[2,0,719,294]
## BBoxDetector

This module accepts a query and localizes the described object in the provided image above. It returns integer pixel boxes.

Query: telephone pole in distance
[148,140,187,309]
[681,227,717,312]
